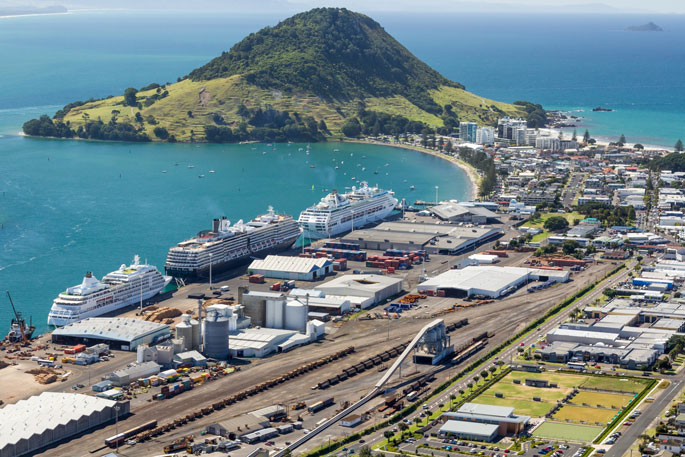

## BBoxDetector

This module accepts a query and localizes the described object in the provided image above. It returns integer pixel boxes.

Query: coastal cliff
[23,8,536,143]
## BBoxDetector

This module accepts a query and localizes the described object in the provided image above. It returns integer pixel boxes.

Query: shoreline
[342,139,480,200]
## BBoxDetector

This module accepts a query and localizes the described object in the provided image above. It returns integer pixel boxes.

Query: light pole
[435,186,439,205]
[114,405,120,452]
[208,253,213,290]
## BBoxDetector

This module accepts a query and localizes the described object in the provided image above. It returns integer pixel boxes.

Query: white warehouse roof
[419,266,531,297]
[249,255,331,274]
[315,274,402,298]
[0,392,123,456]
[52,317,169,344]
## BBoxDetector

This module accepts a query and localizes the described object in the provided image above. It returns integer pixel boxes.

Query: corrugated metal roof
[0,392,117,449]
[458,402,514,418]
[439,419,499,437]
[249,255,331,274]
[52,317,169,343]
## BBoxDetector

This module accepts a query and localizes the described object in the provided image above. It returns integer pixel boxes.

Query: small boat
[362,155,366,159]
[341,161,344,165]
[333,148,340,152]
[209,170,215,174]
[410,185,415,190]
[351,176,356,180]
[262,151,267,155]
[384,163,389,167]
[374,170,379,174]
[5,291,35,343]
[199,174,205,178]
[266,143,272,146]
[335,166,339,169]
[174,162,179,166]
[188,165,195,169]
[361,167,366,171]
[310,165,316,168]
[161,170,167,174]
[298,148,304,151]
[385,172,389,176]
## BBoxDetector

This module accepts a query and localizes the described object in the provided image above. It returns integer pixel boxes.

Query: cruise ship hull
[47,277,172,327]
[165,236,299,280]
[301,205,396,240]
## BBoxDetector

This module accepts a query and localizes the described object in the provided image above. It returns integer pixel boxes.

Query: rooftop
[249,255,331,274]
[0,392,118,449]
[458,402,514,418]
[52,317,169,343]
[439,419,499,437]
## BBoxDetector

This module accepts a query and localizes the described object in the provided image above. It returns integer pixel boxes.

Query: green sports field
[533,422,602,442]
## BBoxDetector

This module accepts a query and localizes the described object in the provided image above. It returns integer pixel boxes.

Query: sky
[4,0,685,14]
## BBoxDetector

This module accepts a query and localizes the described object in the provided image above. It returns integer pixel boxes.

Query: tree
[634,143,644,150]
[359,446,373,457]
[544,216,570,232]
[676,139,684,152]
[341,117,362,137]
[134,112,143,123]
[398,422,408,431]
[562,240,580,255]
[318,119,330,134]
[445,140,453,153]
[480,370,489,379]
[583,129,590,143]
[384,430,394,439]
[572,129,577,141]
[187,110,194,118]
[123,87,138,107]
[618,133,626,146]
[153,126,170,140]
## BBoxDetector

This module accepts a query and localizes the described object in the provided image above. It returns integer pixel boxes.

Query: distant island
[22,8,545,144]
[626,22,663,32]
[0,5,67,17]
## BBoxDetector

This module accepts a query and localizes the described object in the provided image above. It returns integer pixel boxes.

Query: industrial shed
[430,202,498,224]
[0,392,129,457]
[51,317,171,351]
[314,274,403,307]
[248,255,332,281]
[106,361,160,386]
[418,266,531,298]
[438,420,499,441]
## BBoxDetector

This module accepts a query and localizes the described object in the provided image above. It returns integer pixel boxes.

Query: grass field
[533,422,603,442]
[580,376,648,394]
[572,391,636,409]
[553,405,619,425]
[525,212,586,230]
[472,395,555,417]
[473,371,649,421]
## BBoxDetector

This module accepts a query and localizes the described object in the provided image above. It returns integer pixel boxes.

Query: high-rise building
[459,122,478,142]
[497,117,527,140]
[476,127,495,145]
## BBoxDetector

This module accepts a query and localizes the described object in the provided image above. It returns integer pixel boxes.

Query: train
[104,420,157,447]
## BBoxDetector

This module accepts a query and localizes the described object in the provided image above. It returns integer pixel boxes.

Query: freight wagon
[105,420,157,447]
[308,397,334,413]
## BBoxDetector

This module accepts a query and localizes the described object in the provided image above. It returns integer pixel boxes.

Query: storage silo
[203,310,229,359]
[190,317,200,351]
[176,314,193,351]
[265,299,285,329]
[284,300,307,333]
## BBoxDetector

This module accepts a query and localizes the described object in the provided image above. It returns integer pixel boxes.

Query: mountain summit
[24,8,529,143]
[189,8,460,115]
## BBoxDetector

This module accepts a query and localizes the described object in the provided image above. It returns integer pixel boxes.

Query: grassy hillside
[24,8,528,143]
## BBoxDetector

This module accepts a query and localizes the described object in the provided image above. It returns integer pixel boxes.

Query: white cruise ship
[47,255,172,327]
[298,182,397,239]
[165,206,301,280]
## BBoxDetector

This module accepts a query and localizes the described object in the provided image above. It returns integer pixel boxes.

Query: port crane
[6,291,30,344]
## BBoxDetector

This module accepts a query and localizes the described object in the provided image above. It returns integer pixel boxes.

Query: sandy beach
[342,139,480,200]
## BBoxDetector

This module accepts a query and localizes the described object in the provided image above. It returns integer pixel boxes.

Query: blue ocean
[0,10,683,333]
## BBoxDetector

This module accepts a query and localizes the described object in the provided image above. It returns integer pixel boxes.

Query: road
[336,259,635,454]
[606,374,685,457]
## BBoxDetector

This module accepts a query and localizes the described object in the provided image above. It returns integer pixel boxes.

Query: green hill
[23,8,529,143]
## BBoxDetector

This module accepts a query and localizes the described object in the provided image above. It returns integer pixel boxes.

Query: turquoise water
[0,135,468,334]
[2,10,685,332]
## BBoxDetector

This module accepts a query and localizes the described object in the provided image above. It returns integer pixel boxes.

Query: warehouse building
[106,361,160,386]
[248,255,333,281]
[430,202,499,224]
[0,392,130,457]
[342,221,502,255]
[51,317,171,351]
[418,266,568,298]
[207,414,270,439]
[314,274,403,308]
[228,325,321,358]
